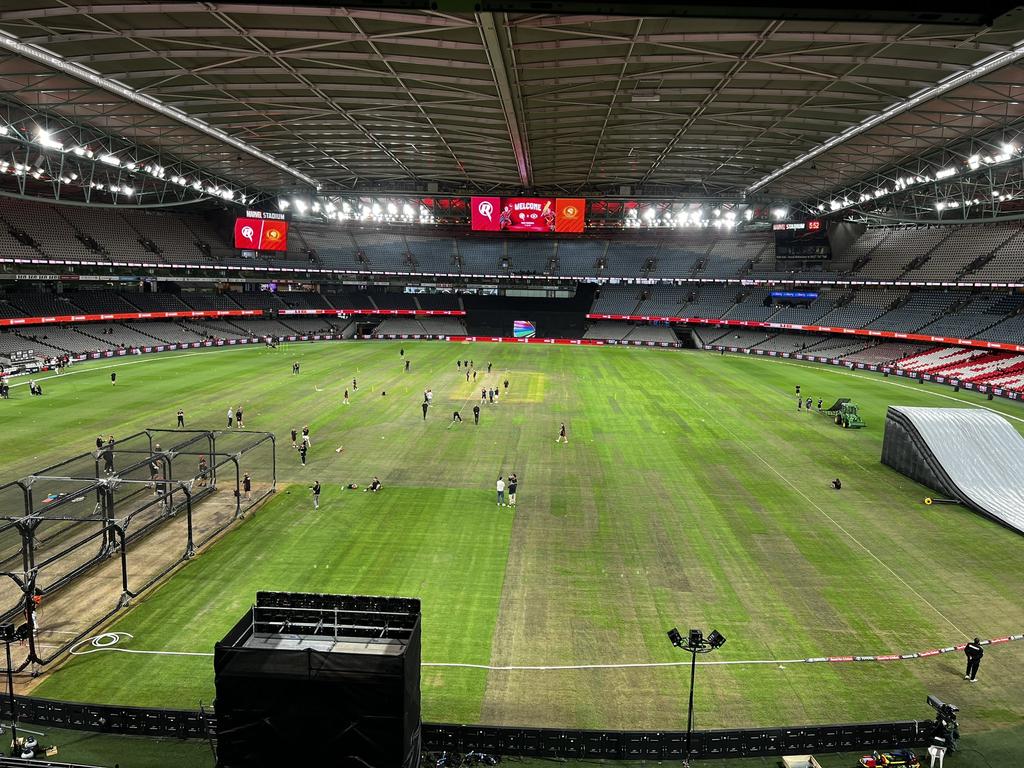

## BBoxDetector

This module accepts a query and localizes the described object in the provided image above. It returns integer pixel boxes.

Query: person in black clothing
[290,428,298,449]
[964,638,984,681]
[831,478,842,490]
[458,360,462,369]
[817,398,823,412]
[466,370,470,382]
[102,447,114,474]
[795,384,801,396]
[243,473,252,501]
[111,372,117,386]
[405,359,410,372]
[236,406,244,429]
[298,442,308,466]
[473,404,480,425]
[487,362,492,373]
[400,348,405,357]
[365,477,382,492]
[177,409,185,427]
[473,370,477,381]
[452,410,463,423]
[96,435,104,450]
[507,473,518,506]
[422,400,429,420]
[503,379,509,391]
[311,481,321,509]
[797,397,803,411]
[352,378,358,391]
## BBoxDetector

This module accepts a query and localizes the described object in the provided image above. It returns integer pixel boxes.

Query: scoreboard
[773,220,830,260]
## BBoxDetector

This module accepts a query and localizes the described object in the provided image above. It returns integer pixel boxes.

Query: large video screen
[234,216,289,251]
[471,197,585,233]
[773,221,830,260]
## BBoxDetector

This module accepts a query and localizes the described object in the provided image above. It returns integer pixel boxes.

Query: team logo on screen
[563,205,579,219]
[477,200,494,221]
[240,225,255,243]
[266,228,282,242]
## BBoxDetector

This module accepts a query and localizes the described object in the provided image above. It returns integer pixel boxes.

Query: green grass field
[3,341,1023,746]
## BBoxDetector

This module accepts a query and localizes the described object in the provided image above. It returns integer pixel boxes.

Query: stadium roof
[2,1,1024,214]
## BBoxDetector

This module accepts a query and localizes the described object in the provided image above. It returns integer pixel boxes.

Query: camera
[927,695,960,752]
[926,695,959,721]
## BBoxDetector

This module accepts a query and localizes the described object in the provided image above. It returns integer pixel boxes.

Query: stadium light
[278,199,289,211]
[668,626,727,767]
[771,207,788,220]
[387,202,398,216]
[744,209,754,220]
[98,154,121,167]
[35,128,63,151]
[642,207,655,221]
[122,186,134,197]
[294,199,307,214]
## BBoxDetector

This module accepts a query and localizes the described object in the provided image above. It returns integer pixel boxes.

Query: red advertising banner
[234,217,289,251]
[0,309,262,328]
[555,198,585,233]
[470,197,585,233]
[278,309,466,317]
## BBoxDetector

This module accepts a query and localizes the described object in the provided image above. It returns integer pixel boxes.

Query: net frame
[0,428,276,670]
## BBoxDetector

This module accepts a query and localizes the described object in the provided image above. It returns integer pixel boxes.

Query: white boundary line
[64,631,1022,670]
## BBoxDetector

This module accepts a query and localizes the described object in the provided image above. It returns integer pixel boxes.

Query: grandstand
[2,2,1024,765]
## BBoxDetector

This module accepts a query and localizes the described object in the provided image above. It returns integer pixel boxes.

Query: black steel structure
[0,429,276,671]
[214,591,422,768]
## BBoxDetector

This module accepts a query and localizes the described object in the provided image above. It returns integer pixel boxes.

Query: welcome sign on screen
[472,197,584,233]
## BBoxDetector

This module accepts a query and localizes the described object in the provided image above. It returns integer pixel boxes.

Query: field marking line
[7,346,259,389]
[63,631,1022,669]
[674,373,972,640]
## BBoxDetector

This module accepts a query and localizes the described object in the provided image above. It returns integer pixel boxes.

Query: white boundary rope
[66,631,1023,669]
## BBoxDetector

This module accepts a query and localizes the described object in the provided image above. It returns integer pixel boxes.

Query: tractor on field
[831,400,865,429]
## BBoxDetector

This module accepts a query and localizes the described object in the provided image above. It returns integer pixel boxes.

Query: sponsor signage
[0,309,262,328]
[234,216,288,251]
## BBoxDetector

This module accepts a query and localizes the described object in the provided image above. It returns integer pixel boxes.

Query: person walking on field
[302,425,311,446]
[508,473,518,506]
[422,400,429,420]
[343,389,349,405]
[177,408,185,428]
[964,638,984,682]
[473,404,480,425]
[556,422,568,444]
[496,476,506,507]
[311,481,321,510]
[227,406,234,428]
[243,473,252,501]
[111,371,117,386]
[236,405,244,429]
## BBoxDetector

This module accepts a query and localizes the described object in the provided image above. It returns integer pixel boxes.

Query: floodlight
[642,207,655,220]
[707,630,726,648]
[387,202,398,215]
[98,154,121,167]
[771,207,788,220]
[403,203,414,217]
[667,627,684,647]
[1002,143,1016,154]
[372,202,382,216]
[122,186,134,196]
[0,125,8,136]
[36,128,63,151]
[279,199,290,210]
[688,628,703,648]
[342,201,351,213]
[744,209,754,220]
[712,208,720,217]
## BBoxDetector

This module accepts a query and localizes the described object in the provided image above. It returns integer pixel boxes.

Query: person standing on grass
[177,408,185,428]
[197,455,208,487]
[458,360,462,370]
[236,405,244,429]
[466,370,471,382]
[96,435,104,451]
[111,371,117,386]
[243,473,252,501]
[473,370,477,381]
[343,388,349,405]
[302,425,311,446]
[817,398,823,412]
[405,359,410,372]
[473,404,480,425]
[557,422,568,444]
[481,388,487,404]
[290,428,298,449]
[227,406,234,428]
[299,441,308,467]
[806,396,813,412]
[487,362,492,373]
[964,638,984,682]
[311,480,321,510]
[422,400,429,420]
[496,475,505,506]
[352,377,358,391]
[508,474,517,506]
[504,378,509,392]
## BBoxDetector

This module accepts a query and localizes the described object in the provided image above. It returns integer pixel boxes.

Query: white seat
[928,745,947,768]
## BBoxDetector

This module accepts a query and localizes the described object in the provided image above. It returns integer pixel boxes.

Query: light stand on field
[667,626,727,767]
